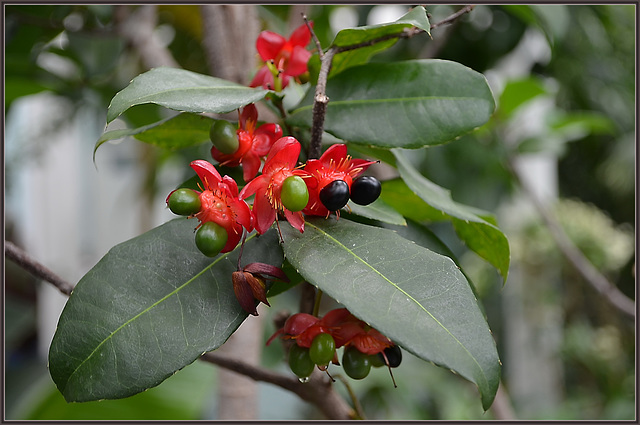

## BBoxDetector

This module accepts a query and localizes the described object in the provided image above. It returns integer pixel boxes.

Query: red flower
[266,308,392,355]
[186,159,253,252]
[303,144,377,216]
[249,23,313,90]
[211,104,282,182]
[239,137,306,234]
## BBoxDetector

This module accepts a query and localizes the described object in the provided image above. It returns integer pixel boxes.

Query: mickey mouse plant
[49,6,509,416]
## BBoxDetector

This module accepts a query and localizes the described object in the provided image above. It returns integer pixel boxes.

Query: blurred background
[4,4,635,420]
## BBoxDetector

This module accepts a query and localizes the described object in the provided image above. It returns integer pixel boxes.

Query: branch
[200,352,355,419]
[508,159,635,319]
[307,5,475,159]
[5,240,74,296]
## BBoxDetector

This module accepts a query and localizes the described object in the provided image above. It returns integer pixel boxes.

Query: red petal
[249,66,273,89]
[256,31,286,61]
[283,313,319,336]
[221,223,242,253]
[221,175,239,197]
[285,45,311,76]
[253,123,283,156]
[289,22,312,48]
[319,308,351,327]
[241,151,262,182]
[239,104,258,130]
[252,188,277,234]
[319,144,348,166]
[284,209,305,233]
[239,175,266,199]
[263,137,300,174]
[348,158,378,177]
[231,198,253,231]
[266,328,284,346]
[190,160,222,190]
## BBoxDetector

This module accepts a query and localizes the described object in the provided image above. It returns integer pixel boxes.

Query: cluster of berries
[166,103,381,258]
[267,308,402,383]
[165,25,381,317]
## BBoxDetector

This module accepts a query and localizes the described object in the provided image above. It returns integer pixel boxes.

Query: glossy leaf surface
[287,60,495,148]
[391,150,510,283]
[280,217,500,410]
[107,67,268,124]
[49,219,281,402]
[95,113,215,158]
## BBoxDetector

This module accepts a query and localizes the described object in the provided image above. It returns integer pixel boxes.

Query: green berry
[288,344,315,379]
[210,120,239,154]
[342,346,371,380]
[168,188,202,216]
[309,333,336,367]
[369,353,386,368]
[280,175,309,212]
[195,222,228,257]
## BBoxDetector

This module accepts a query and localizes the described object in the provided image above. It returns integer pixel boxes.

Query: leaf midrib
[305,221,488,390]
[291,96,491,114]
[61,234,254,393]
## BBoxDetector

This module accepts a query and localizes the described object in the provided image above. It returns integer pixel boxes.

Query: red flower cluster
[167,160,253,253]
[250,23,313,91]
[211,104,282,182]
[302,144,378,217]
[267,308,393,355]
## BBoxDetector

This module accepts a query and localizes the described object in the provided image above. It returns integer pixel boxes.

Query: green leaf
[344,198,407,226]
[391,150,510,283]
[49,219,281,402]
[107,67,269,124]
[94,113,216,159]
[306,7,431,85]
[497,77,548,119]
[280,217,500,411]
[287,60,496,148]
[329,6,430,77]
[331,6,431,47]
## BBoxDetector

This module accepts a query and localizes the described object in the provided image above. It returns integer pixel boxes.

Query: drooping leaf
[107,67,269,124]
[391,150,510,283]
[49,219,281,402]
[94,113,216,159]
[287,60,495,148]
[280,217,501,411]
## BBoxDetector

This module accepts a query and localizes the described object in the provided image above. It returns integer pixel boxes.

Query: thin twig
[430,5,475,30]
[303,13,323,58]
[335,374,366,420]
[5,240,74,296]
[508,158,635,319]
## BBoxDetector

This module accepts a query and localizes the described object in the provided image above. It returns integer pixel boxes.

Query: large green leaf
[280,217,500,411]
[329,6,430,77]
[107,67,269,124]
[287,59,495,148]
[94,113,215,158]
[391,150,510,283]
[306,7,430,85]
[49,219,281,402]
